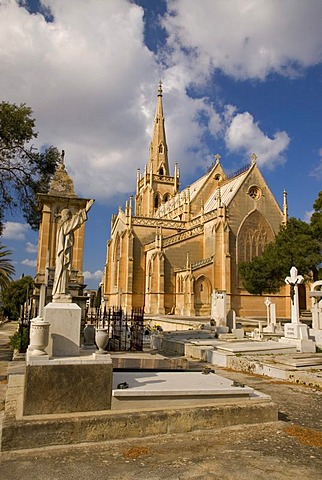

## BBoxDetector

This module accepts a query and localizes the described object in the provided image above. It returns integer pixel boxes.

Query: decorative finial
[158,80,162,96]
[251,153,257,164]
[214,153,221,164]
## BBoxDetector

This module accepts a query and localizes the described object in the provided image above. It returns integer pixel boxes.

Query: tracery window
[237,211,273,264]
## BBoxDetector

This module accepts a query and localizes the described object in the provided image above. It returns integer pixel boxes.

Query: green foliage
[311,190,322,242]
[0,276,33,320]
[0,101,60,234]
[0,244,15,289]
[9,326,30,353]
[94,285,102,308]
[239,217,322,295]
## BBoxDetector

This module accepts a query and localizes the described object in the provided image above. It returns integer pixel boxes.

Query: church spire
[148,81,169,176]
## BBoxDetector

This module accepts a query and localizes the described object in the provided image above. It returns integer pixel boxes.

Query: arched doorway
[194,275,212,316]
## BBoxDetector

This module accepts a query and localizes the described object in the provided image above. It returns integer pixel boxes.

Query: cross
[251,153,257,164]
[214,153,221,164]
[285,266,304,304]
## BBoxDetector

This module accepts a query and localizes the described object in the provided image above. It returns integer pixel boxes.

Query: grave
[309,280,322,348]
[111,370,269,409]
[280,267,315,353]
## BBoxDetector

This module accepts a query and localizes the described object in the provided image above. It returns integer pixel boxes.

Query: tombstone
[263,297,276,333]
[309,280,322,348]
[254,320,263,340]
[280,267,315,353]
[211,290,228,333]
[227,309,244,339]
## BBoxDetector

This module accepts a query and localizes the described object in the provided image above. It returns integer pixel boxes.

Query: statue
[52,199,94,301]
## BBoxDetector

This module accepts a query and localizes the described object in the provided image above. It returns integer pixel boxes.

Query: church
[102,83,291,318]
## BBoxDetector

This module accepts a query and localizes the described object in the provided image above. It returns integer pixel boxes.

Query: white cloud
[309,147,322,179]
[2,222,29,240]
[0,0,158,200]
[303,210,313,223]
[225,112,290,168]
[163,0,322,81]
[1,0,318,206]
[83,270,103,281]
[26,242,38,254]
[21,258,37,268]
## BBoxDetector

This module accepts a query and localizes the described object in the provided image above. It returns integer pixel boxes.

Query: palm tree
[0,244,15,289]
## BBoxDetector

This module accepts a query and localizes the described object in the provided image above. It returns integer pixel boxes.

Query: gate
[85,307,144,351]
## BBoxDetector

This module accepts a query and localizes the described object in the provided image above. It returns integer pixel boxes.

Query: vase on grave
[95,328,109,354]
[29,316,50,356]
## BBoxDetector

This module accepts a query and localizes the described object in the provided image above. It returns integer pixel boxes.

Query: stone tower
[135,82,180,217]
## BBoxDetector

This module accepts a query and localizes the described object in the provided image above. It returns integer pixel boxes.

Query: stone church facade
[102,83,291,318]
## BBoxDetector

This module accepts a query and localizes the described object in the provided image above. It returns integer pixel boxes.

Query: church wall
[204,219,217,259]
[190,164,225,217]
[230,288,290,318]
[225,168,288,317]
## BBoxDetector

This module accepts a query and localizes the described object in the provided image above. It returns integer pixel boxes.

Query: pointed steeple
[282,189,288,225]
[148,81,169,176]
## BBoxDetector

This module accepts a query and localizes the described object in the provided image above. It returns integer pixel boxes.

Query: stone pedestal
[281,322,316,353]
[44,302,81,357]
[309,329,322,349]
[23,354,113,415]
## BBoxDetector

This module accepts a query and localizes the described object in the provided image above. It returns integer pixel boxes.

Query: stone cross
[285,266,304,324]
[264,297,271,325]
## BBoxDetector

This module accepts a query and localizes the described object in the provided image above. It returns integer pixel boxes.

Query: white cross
[285,266,304,323]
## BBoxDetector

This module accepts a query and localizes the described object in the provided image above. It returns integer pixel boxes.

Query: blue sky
[1,0,322,289]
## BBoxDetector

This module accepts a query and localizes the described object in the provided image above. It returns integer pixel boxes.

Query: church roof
[204,169,249,213]
[188,171,210,201]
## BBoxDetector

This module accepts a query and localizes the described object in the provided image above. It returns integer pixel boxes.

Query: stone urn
[95,328,109,354]
[29,316,50,356]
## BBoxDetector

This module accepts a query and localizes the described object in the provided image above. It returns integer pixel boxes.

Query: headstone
[227,309,244,339]
[281,266,315,353]
[309,280,322,348]
[211,290,227,331]
[227,309,236,331]
[263,298,276,333]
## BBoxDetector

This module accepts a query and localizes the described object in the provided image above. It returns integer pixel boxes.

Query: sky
[1,0,322,290]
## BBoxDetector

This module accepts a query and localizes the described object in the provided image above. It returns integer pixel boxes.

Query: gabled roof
[188,170,210,201]
[204,169,250,213]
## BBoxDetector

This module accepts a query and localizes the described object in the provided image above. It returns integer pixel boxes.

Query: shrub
[9,326,29,352]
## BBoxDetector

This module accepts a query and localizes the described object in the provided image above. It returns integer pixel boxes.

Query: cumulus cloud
[83,270,103,281]
[163,0,322,81]
[21,258,37,268]
[225,112,290,168]
[1,0,321,206]
[26,242,38,254]
[2,222,29,240]
[0,0,158,200]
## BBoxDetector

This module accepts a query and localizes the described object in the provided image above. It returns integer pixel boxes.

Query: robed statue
[52,199,94,301]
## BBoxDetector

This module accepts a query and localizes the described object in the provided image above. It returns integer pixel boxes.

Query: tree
[239,218,322,295]
[0,244,15,290]
[0,275,33,320]
[0,102,60,234]
[311,191,322,242]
